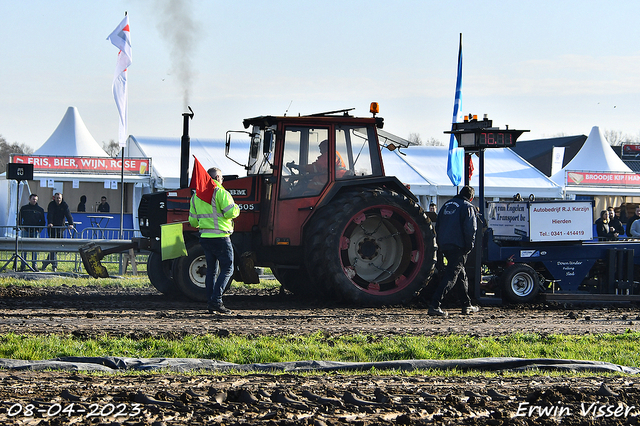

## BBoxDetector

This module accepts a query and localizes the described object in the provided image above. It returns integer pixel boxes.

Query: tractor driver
[286,140,347,194]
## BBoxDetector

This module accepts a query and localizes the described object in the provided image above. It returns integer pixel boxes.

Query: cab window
[335,125,381,179]
[280,126,329,199]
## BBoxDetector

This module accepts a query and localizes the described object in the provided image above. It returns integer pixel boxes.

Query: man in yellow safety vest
[189,167,240,314]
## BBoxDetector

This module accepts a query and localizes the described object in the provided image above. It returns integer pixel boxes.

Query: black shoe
[208,303,232,314]
[41,262,49,270]
[428,307,448,318]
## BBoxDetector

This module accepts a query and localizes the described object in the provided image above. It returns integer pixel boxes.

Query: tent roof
[551,126,633,186]
[512,134,587,162]
[34,107,109,157]
[382,146,563,199]
[127,136,249,190]
[511,134,587,176]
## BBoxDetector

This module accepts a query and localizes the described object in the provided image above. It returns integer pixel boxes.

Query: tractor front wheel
[147,252,177,295]
[172,243,211,302]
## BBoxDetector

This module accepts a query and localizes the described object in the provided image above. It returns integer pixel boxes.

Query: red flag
[466,152,474,180]
[189,157,216,201]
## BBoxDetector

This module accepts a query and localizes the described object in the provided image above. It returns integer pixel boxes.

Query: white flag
[107,16,132,147]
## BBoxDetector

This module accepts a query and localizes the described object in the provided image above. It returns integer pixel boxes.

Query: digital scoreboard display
[447,116,528,149]
[458,131,518,148]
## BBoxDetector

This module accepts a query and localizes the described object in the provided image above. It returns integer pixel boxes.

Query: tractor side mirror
[225,129,256,170]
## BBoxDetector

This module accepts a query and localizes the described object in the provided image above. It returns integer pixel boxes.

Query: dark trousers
[431,247,472,308]
[45,227,64,268]
[21,229,40,270]
[200,236,234,306]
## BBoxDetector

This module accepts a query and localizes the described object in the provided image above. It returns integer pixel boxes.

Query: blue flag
[447,34,464,186]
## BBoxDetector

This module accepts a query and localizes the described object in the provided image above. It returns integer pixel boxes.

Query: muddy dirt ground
[1,275,640,425]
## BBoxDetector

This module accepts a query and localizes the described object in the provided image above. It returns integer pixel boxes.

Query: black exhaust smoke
[180,106,195,189]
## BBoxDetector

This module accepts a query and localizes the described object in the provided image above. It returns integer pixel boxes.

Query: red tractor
[137,104,437,305]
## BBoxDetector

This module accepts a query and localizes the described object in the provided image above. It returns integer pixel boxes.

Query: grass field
[1,276,638,373]
[0,331,639,368]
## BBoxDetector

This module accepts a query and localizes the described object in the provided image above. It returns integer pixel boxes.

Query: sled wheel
[305,188,436,306]
[502,264,540,303]
[147,252,178,295]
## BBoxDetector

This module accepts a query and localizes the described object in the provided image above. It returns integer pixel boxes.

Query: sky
[3,0,640,152]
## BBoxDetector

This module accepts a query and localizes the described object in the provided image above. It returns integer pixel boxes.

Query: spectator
[608,207,625,236]
[77,195,86,212]
[595,210,617,241]
[626,206,640,237]
[630,215,640,238]
[43,193,74,271]
[426,202,438,223]
[19,194,45,271]
[97,196,110,213]
[619,203,629,224]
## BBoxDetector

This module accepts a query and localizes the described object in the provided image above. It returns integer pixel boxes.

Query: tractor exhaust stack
[180,106,195,189]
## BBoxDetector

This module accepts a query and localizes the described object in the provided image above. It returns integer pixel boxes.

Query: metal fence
[0,225,147,274]
[1,225,141,240]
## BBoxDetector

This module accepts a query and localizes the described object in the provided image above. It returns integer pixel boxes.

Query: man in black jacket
[19,194,45,270]
[43,193,74,271]
[97,196,110,213]
[428,185,480,317]
[608,207,624,237]
[20,194,45,237]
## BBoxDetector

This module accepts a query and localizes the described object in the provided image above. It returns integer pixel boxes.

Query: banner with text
[529,201,593,242]
[10,155,151,175]
[565,170,640,186]
[487,202,529,239]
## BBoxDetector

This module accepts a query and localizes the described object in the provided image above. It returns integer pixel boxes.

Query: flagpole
[119,12,126,241]
[108,11,131,241]
[120,147,124,239]
[446,33,464,188]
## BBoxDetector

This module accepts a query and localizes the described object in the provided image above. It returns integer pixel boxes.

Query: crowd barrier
[0,226,146,274]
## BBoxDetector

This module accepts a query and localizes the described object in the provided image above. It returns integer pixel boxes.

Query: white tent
[1,107,143,232]
[34,106,109,157]
[127,136,249,190]
[382,146,564,202]
[550,126,638,196]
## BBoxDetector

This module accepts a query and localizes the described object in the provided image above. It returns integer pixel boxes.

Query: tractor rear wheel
[147,252,178,295]
[305,188,436,306]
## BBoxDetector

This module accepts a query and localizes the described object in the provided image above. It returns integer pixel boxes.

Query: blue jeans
[199,236,234,306]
